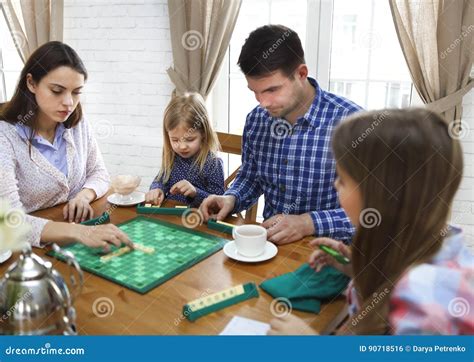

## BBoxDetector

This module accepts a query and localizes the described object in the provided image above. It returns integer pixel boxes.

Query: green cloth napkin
[260,264,350,313]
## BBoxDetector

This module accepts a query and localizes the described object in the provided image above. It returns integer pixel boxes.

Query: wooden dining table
[0,196,348,335]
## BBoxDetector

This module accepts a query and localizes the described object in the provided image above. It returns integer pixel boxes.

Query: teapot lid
[5,248,49,281]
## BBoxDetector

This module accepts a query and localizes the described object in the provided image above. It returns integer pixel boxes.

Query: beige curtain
[1,0,64,63]
[389,0,473,122]
[167,0,241,98]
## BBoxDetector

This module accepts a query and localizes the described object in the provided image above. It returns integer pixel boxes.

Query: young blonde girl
[145,93,224,207]
[268,108,473,335]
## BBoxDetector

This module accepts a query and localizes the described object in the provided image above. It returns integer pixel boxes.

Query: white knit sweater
[0,118,110,247]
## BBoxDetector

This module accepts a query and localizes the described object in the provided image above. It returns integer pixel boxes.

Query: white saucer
[107,191,145,206]
[223,241,278,263]
[0,250,12,264]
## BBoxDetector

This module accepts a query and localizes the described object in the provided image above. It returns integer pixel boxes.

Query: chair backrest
[216,131,258,223]
[217,132,242,188]
[216,132,242,155]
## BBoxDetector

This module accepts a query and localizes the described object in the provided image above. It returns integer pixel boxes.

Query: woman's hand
[73,224,134,252]
[170,180,196,198]
[267,314,317,335]
[145,188,165,205]
[63,189,96,223]
[308,237,353,277]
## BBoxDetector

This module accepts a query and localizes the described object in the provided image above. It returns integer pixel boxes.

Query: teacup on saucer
[223,241,277,263]
[232,225,267,257]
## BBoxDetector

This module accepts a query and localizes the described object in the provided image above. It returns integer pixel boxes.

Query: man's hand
[200,195,236,221]
[262,213,315,245]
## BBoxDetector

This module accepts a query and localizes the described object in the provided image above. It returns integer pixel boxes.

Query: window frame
[0,48,7,102]
[210,0,420,137]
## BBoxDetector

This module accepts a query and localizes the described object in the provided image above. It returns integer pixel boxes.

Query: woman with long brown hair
[268,108,473,335]
[0,41,132,250]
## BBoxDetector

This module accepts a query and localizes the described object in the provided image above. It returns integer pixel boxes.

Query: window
[328,0,412,109]
[211,0,414,129]
[0,49,6,102]
[0,9,23,102]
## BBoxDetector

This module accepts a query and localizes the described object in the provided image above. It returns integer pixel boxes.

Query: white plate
[0,250,12,264]
[223,241,278,263]
[107,191,145,206]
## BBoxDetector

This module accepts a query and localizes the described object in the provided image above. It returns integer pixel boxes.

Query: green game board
[47,216,229,294]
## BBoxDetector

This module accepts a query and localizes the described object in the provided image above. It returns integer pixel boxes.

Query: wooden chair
[216,132,259,223]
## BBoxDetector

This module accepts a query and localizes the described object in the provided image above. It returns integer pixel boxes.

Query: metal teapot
[0,244,83,335]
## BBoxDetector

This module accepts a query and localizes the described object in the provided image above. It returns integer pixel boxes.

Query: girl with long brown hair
[268,108,473,335]
[145,93,224,207]
[0,41,132,251]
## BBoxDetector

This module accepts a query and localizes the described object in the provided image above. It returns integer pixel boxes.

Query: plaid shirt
[389,227,474,335]
[225,78,362,240]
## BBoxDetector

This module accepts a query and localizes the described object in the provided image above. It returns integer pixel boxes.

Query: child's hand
[267,314,317,335]
[308,237,353,277]
[170,180,196,198]
[145,188,165,205]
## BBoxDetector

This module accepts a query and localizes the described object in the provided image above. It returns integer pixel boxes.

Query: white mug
[232,225,267,257]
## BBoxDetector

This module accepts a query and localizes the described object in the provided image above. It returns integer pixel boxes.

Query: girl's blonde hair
[332,108,463,335]
[158,93,220,183]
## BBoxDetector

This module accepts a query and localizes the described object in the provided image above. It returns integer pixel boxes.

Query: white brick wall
[63,0,173,192]
[452,88,474,250]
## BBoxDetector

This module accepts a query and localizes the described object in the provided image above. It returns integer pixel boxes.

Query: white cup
[0,249,12,263]
[232,225,267,257]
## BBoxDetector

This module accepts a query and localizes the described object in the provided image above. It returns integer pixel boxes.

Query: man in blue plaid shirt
[201,25,362,245]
